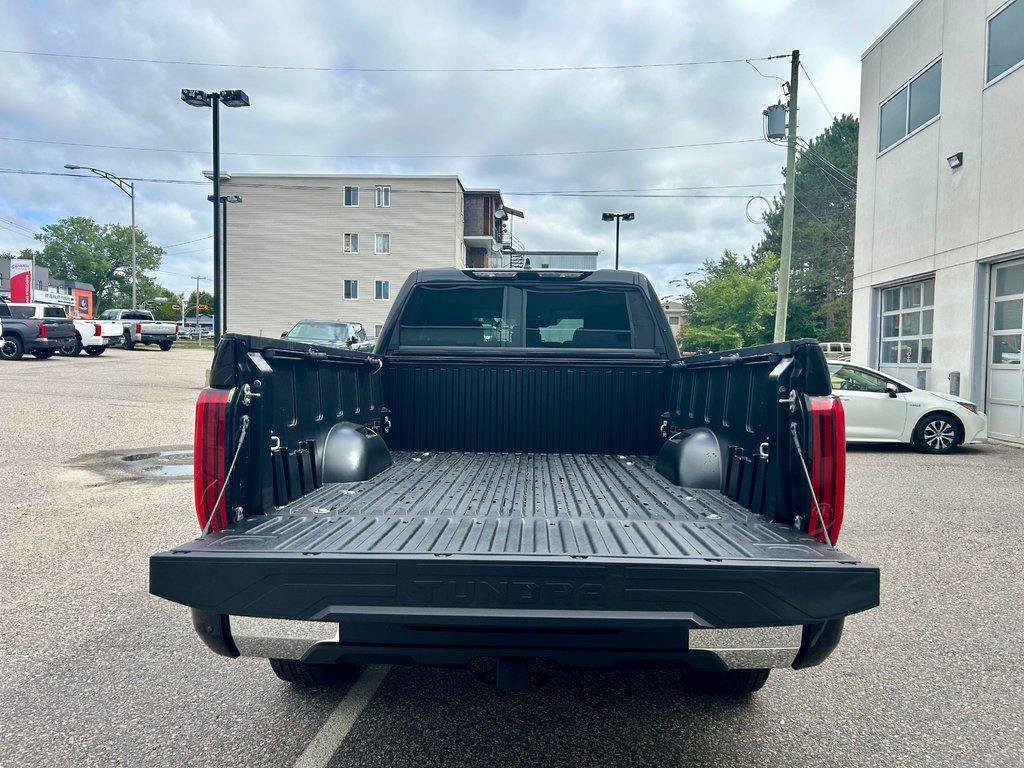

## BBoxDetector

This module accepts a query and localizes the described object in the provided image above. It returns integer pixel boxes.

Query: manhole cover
[119,449,193,478]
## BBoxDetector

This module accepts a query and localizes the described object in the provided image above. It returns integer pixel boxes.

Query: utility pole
[773,49,799,343]
[190,275,206,346]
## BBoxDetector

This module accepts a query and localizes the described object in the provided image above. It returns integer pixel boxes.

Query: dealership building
[0,258,96,318]
[853,0,1024,442]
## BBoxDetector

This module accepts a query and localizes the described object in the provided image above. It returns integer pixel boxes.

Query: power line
[159,235,213,249]
[0,48,788,74]
[0,222,37,240]
[0,135,765,160]
[799,62,834,122]
[0,167,781,198]
[0,216,37,235]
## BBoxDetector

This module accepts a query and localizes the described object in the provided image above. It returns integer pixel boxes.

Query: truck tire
[123,332,136,351]
[0,336,24,361]
[268,658,360,686]
[32,349,57,360]
[159,341,173,351]
[691,668,770,694]
[85,346,106,356]
[60,337,83,356]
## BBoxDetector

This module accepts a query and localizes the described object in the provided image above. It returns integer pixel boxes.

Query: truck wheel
[84,346,106,356]
[913,413,961,454]
[691,668,770,694]
[159,341,173,351]
[123,332,136,350]
[0,336,24,361]
[268,658,360,686]
[60,338,83,357]
[32,349,57,360]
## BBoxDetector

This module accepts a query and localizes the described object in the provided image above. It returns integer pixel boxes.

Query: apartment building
[219,174,508,338]
[854,0,1024,442]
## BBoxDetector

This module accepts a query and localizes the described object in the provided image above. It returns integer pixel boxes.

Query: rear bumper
[191,609,846,672]
[28,336,74,351]
[139,334,175,344]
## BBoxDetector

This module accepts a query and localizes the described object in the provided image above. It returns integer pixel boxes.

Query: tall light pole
[181,88,250,346]
[64,163,137,308]
[207,194,242,338]
[190,275,209,346]
[601,212,635,269]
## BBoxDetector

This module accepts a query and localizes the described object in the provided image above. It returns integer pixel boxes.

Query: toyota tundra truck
[150,268,879,694]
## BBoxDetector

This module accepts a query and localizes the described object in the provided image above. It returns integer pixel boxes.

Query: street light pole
[64,163,138,307]
[601,212,635,269]
[208,194,242,337]
[181,88,250,347]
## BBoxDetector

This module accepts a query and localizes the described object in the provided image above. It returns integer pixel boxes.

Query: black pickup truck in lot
[151,268,879,694]
[0,299,76,360]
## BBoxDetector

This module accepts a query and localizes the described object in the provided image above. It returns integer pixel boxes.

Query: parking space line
[292,665,391,768]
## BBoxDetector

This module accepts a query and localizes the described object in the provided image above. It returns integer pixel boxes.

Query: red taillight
[175,325,179,334]
[807,395,846,544]
[38,324,47,338]
[94,323,102,337]
[136,323,142,334]
[194,387,231,533]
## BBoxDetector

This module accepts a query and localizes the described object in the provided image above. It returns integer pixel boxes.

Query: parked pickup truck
[0,299,77,360]
[4,303,121,357]
[150,268,879,694]
[99,309,177,351]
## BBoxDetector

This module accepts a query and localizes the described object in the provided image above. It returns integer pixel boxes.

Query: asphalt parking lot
[1,347,1022,767]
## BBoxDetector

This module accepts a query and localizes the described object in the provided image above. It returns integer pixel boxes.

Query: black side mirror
[280,331,288,338]
[885,382,899,398]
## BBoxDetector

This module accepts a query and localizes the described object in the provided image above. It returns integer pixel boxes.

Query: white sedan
[828,362,987,454]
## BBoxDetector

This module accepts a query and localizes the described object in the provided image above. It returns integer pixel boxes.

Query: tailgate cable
[202,414,250,536]
[789,423,834,549]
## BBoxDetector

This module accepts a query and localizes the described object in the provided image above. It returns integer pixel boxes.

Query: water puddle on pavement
[119,449,194,478]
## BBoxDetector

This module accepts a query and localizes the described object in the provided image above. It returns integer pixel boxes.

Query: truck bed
[151,453,878,628]
[212,452,844,561]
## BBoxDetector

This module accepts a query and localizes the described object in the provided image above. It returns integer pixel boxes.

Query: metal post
[130,183,137,309]
[773,49,800,343]
[212,97,221,346]
[222,197,228,336]
[614,217,621,270]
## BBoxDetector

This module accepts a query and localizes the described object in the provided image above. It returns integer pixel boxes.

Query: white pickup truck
[99,308,178,351]
[6,303,122,356]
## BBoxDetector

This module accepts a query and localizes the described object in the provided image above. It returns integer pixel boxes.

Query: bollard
[949,371,960,396]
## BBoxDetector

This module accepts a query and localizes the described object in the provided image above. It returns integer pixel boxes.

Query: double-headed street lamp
[601,212,635,270]
[64,164,137,307]
[181,88,250,345]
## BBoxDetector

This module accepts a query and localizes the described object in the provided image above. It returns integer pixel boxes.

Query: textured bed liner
[205,452,850,562]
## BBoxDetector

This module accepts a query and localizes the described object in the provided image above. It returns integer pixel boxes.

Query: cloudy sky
[0,0,908,300]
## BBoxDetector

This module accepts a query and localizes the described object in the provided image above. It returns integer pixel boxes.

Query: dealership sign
[9,259,32,303]
[34,290,75,306]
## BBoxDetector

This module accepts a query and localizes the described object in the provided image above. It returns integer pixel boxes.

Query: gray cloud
[0,0,905,298]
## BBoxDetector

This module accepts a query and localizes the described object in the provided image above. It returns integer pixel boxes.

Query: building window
[375,233,390,254]
[343,233,359,253]
[344,185,360,206]
[669,316,679,326]
[375,280,390,300]
[878,59,942,152]
[344,280,358,300]
[879,278,934,365]
[992,262,1024,365]
[375,185,391,208]
[988,0,1024,83]
[374,324,384,336]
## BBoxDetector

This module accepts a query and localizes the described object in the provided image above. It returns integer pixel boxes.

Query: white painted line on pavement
[292,665,392,768]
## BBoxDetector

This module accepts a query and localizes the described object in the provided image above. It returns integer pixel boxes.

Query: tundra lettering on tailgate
[409,579,608,609]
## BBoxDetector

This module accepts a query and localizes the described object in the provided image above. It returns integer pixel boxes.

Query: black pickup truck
[151,268,878,694]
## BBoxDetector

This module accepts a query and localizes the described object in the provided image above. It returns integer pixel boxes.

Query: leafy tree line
[675,115,857,351]
[2,216,210,321]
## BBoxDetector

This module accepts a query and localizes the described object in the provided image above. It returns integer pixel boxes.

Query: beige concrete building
[219,174,506,338]
[854,0,1024,442]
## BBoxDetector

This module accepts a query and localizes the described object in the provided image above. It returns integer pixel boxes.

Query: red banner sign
[9,259,32,303]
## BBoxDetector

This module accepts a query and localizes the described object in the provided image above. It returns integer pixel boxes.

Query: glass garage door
[988,260,1024,442]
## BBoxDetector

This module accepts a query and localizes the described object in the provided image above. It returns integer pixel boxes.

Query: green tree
[754,115,858,341]
[34,216,164,312]
[674,251,779,352]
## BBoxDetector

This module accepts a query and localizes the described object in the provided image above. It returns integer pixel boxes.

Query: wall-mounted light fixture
[947,152,963,169]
